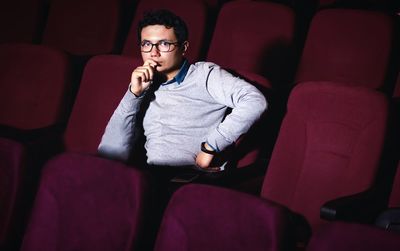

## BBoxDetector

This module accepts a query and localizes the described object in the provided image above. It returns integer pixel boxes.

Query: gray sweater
[98,62,267,166]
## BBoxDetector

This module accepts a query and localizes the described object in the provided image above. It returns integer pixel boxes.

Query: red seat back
[261,81,388,231]
[207,1,296,87]
[0,44,71,130]
[295,9,394,89]
[63,55,141,154]
[42,0,122,56]
[21,153,149,251]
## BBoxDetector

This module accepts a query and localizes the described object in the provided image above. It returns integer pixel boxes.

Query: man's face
[140,25,188,80]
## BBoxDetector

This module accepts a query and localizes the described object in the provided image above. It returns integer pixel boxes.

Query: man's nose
[150,45,160,56]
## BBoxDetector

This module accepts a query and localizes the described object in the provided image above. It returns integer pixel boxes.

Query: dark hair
[137,9,189,45]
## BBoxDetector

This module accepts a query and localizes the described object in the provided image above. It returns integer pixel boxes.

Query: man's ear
[182,41,189,55]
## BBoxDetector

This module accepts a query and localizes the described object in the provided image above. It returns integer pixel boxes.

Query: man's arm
[196,65,267,168]
[98,60,157,162]
[97,90,144,162]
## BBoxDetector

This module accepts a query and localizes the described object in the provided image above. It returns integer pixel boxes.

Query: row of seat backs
[3,79,398,248]
[1,0,398,49]
[0,0,215,59]
[11,75,400,248]
[0,0,397,136]
[0,1,399,246]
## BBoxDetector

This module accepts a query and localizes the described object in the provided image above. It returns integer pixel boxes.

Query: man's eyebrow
[141,39,173,43]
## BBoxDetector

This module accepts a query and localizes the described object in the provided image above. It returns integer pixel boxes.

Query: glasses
[140,40,179,52]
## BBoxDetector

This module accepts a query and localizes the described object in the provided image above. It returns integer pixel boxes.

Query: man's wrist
[129,84,144,97]
[201,142,217,155]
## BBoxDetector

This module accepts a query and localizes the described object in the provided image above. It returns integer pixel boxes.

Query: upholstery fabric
[21,152,149,251]
[307,222,400,251]
[206,0,295,86]
[261,81,388,231]
[42,0,122,56]
[154,184,290,251]
[0,43,71,130]
[63,55,142,154]
[0,0,46,43]
[295,9,394,89]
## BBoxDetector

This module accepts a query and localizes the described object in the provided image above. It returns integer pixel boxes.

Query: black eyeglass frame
[140,40,180,52]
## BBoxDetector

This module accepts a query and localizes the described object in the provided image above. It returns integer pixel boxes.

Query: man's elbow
[97,145,130,163]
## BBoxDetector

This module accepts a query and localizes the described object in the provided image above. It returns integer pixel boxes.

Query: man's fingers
[143,59,158,68]
[133,67,154,82]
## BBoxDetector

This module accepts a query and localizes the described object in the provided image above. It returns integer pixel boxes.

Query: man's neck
[165,59,185,81]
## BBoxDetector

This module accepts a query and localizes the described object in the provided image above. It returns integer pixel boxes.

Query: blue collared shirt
[162,59,190,86]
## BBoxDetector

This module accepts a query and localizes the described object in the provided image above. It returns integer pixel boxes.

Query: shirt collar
[162,59,190,86]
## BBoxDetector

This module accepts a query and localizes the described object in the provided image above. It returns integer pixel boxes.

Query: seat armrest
[375,208,400,232]
[321,188,386,223]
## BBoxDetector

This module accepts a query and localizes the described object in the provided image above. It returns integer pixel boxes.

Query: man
[98,9,267,172]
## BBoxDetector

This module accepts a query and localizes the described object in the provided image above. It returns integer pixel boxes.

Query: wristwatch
[201,142,217,155]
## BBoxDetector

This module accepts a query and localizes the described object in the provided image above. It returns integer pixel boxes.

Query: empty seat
[0,137,26,250]
[0,43,72,134]
[63,55,142,155]
[122,0,210,62]
[154,184,290,251]
[42,0,123,56]
[307,222,400,251]
[20,152,150,251]
[261,81,388,233]
[205,1,296,169]
[206,0,296,88]
[295,8,394,90]
[0,0,47,44]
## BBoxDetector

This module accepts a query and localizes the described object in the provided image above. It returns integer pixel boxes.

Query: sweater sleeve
[98,88,144,162]
[205,65,268,151]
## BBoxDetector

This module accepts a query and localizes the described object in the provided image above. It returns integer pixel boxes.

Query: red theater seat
[295,8,394,90]
[63,55,142,156]
[20,153,150,251]
[261,81,388,235]
[207,0,296,88]
[0,43,72,133]
[42,0,123,56]
[307,222,400,251]
[154,184,291,251]
[0,0,47,44]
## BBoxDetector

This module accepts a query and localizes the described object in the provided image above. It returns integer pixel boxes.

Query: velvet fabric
[307,222,400,251]
[154,184,290,251]
[206,0,295,86]
[20,153,149,251]
[261,81,388,232]
[42,0,122,56]
[0,0,46,43]
[295,9,394,89]
[0,43,71,130]
[63,55,142,154]
[0,137,25,246]
[122,0,209,62]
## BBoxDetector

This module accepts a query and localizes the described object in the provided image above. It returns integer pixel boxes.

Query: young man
[98,9,267,172]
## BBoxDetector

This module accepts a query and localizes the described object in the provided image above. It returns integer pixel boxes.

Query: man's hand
[130,59,158,96]
[196,142,216,169]
[196,151,215,169]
